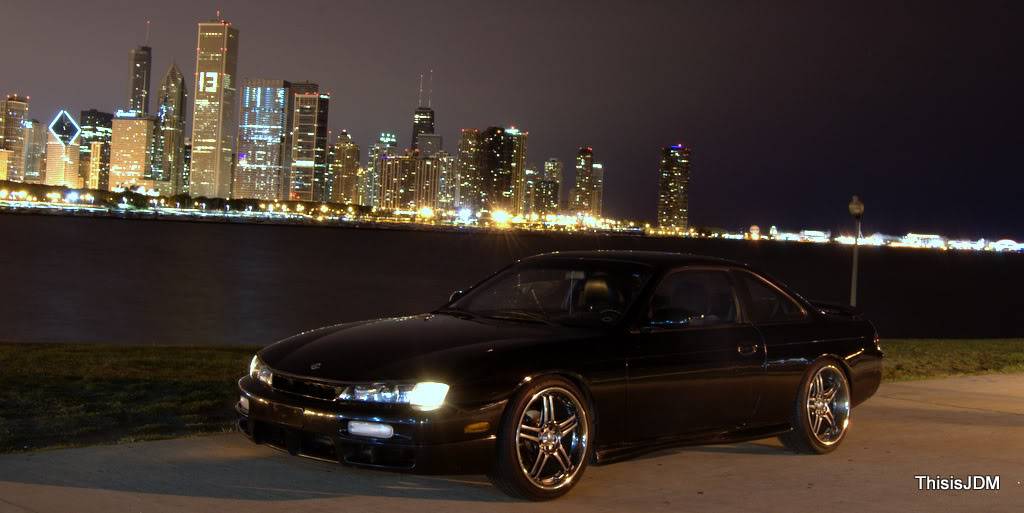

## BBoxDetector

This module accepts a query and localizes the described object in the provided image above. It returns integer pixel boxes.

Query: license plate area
[271,403,304,428]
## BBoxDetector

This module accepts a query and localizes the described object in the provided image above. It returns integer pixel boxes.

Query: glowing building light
[491,210,511,224]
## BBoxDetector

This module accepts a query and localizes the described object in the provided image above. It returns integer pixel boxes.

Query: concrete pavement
[0,374,1021,513]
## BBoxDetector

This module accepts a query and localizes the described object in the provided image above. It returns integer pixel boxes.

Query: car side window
[647,270,737,327]
[736,271,806,323]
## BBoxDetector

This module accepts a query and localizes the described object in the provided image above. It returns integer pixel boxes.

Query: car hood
[259,313,592,383]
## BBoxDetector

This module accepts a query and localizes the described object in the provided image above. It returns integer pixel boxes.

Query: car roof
[520,250,749,270]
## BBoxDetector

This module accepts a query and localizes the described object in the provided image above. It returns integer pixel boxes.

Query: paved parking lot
[0,374,1021,513]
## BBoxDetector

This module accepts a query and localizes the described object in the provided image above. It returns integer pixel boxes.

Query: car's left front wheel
[489,376,592,500]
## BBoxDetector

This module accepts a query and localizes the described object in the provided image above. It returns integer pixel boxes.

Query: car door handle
[737,343,760,356]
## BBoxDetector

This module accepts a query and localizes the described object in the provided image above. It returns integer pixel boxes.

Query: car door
[731,269,821,426]
[626,268,765,442]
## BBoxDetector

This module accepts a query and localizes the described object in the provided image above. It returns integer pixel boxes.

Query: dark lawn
[0,339,1021,453]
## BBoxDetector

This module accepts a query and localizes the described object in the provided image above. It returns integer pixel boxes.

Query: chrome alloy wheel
[515,386,589,490]
[806,364,851,445]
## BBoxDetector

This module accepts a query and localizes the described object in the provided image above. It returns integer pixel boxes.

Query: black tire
[779,359,852,454]
[488,375,593,500]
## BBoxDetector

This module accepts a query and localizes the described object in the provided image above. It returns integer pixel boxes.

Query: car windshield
[448,260,652,327]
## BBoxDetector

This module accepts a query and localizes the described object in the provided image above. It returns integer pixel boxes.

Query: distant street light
[848,195,865,307]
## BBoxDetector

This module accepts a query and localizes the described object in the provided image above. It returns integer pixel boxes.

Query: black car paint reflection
[237,251,882,497]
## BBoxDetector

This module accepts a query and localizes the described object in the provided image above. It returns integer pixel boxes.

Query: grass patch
[0,340,1022,453]
[0,344,256,453]
[881,339,1024,381]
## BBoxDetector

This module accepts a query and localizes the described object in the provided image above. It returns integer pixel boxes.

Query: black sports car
[237,250,883,500]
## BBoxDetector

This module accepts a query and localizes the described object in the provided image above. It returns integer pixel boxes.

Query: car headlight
[249,355,273,387]
[337,381,449,411]
[408,382,450,411]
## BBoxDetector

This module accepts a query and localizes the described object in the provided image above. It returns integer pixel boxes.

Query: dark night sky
[3,0,1022,239]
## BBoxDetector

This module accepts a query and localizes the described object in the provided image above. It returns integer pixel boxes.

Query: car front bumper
[236,377,503,474]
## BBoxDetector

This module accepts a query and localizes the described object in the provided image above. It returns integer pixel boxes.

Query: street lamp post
[848,195,865,307]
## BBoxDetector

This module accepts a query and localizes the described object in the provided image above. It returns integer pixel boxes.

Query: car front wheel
[489,376,592,500]
[779,359,852,454]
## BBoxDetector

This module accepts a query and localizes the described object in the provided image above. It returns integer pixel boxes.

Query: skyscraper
[455,128,482,210]
[329,130,360,204]
[78,110,113,189]
[416,133,443,157]
[86,141,109,190]
[189,18,239,198]
[234,79,291,200]
[0,150,10,180]
[44,110,82,188]
[360,131,397,207]
[413,155,442,211]
[434,150,457,211]
[181,138,191,195]
[657,144,691,228]
[591,162,605,217]
[128,46,152,114]
[377,152,417,210]
[288,82,330,202]
[1,94,30,182]
[21,119,46,183]
[544,158,564,204]
[570,147,597,215]
[533,178,560,215]
[521,164,541,215]
[544,158,563,185]
[479,126,528,215]
[411,106,435,150]
[157,64,187,195]
[109,112,155,191]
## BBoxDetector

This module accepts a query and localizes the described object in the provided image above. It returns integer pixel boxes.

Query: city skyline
[0,1,1022,238]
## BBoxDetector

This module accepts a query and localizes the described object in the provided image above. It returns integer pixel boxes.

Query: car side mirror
[449,290,465,304]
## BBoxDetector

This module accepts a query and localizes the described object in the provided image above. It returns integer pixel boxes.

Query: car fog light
[348,420,394,439]
[238,396,250,413]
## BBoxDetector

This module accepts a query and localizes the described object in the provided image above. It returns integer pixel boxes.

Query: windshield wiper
[432,307,476,320]
[481,310,558,326]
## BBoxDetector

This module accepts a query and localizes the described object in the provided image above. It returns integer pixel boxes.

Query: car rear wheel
[489,376,592,500]
[779,360,852,454]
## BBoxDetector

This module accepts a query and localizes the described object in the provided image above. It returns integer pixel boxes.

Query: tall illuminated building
[329,130,360,204]
[128,46,152,114]
[533,177,560,215]
[434,150,457,210]
[521,164,540,215]
[181,138,191,195]
[377,152,417,210]
[413,155,443,211]
[544,158,563,186]
[288,82,329,202]
[0,149,10,180]
[1,94,30,182]
[21,119,47,183]
[657,144,691,228]
[479,126,528,215]
[78,110,113,189]
[376,151,444,211]
[86,142,109,189]
[157,64,187,194]
[189,17,239,198]
[234,79,291,200]
[411,106,435,150]
[455,128,482,210]
[573,146,598,214]
[591,162,605,217]
[109,111,155,191]
[360,131,397,207]
[44,110,82,188]
[416,133,443,157]
[544,158,563,206]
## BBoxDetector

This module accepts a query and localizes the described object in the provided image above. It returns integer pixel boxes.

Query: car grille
[272,374,344,401]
